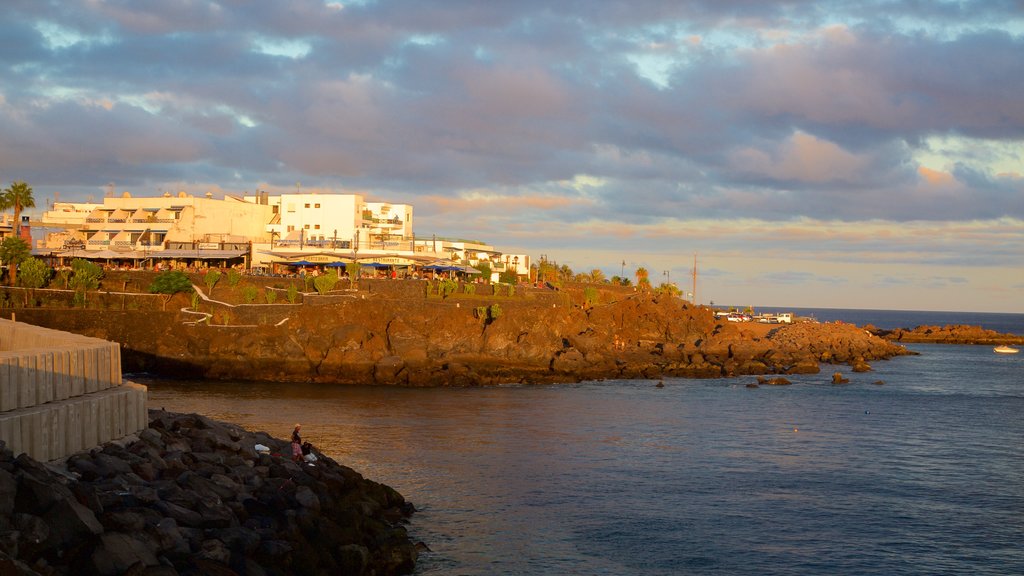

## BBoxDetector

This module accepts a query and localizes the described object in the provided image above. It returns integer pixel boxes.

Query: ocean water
[753,307,1024,335]
[139,314,1024,575]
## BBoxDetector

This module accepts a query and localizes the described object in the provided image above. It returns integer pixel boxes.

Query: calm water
[755,307,1024,335]
[137,309,1024,575]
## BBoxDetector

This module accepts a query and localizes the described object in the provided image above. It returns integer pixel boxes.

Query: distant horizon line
[712,304,1023,316]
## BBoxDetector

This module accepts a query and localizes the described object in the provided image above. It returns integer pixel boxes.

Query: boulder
[90,532,159,576]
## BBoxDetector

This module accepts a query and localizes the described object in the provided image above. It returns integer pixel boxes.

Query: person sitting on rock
[291,424,303,462]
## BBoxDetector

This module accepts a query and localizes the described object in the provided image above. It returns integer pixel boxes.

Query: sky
[1,1,1022,313]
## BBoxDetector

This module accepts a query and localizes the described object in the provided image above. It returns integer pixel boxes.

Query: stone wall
[0,317,146,460]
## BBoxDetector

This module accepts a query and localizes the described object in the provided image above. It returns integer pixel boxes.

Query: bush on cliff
[149,271,194,310]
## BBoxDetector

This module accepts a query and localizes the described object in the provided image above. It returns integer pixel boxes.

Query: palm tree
[635,267,651,292]
[1,181,35,239]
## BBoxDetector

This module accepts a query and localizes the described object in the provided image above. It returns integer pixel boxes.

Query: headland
[3,271,920,385]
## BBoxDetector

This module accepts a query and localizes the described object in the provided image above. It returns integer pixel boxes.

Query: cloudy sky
[2,1,1022,312]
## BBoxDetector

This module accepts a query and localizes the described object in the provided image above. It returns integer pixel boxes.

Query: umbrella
[358,262,391,269]
[287,260,316,266]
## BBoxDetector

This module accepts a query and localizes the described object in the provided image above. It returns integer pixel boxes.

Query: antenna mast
[692,253,698,305]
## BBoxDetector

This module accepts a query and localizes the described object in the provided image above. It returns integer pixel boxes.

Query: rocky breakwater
[871,324,1024,345]
[0,410,418,576]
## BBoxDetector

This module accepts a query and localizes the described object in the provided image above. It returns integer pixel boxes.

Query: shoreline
[0,409,419,575]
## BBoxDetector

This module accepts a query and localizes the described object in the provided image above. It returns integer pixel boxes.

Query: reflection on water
[137,345,1024,575]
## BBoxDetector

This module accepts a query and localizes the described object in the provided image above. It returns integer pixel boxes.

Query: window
[304,203,310,208]
[287,203,295,212]
[314,224,320,230]
[304,224,310,229]
[287,225,294,232]
[315,203,321,208]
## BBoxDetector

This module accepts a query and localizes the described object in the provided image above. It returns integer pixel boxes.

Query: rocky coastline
[0,410,419,576]
[870,323,1024,345]
[11,292,916,386]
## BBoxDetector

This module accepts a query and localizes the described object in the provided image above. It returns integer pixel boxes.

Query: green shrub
[242,285,259,303]
[287,283,299,304]
[314,274,339,295]
[438,279,458,299]
[226,269,242,287]
[191,291,200,310]
[584,286,598,308]
[149,271,194,310]
[463,283,476,295]
[204,269,222,295]
[265,289,278,304]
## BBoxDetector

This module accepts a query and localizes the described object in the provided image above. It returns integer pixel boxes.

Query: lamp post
[513,255,519,280]
[332,229,337,250]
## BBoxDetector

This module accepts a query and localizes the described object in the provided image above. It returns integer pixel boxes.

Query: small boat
[993,345,1020,354]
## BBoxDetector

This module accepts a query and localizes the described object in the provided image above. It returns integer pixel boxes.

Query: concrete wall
[0,317,146,461]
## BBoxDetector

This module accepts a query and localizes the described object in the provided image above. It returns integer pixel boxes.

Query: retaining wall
[0,317,147,461]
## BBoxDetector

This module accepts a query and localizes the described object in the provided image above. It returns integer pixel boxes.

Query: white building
[40,192,273,266]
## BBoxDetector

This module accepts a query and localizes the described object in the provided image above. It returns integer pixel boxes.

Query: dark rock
[0,469,16,516]
[831,372,850,384]
[745,383,759,388]
[90,532,159,576]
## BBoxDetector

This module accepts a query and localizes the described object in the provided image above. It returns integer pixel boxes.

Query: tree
[635,267,651,292]
[149,271,194,310]
[69,258,103,305]
[0,181,35,239]
[589,269,606,284]
[204,269,222,295]
[18,257,51,306]
[0,237,30,286]
[475,261,492,283]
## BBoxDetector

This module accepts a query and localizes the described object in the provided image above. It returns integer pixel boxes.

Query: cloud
[3,1,1024,311]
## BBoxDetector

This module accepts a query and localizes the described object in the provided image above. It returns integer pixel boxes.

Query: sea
[137,309,1024,575]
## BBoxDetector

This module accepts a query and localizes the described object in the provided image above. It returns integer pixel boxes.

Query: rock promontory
[11,283,915,385]
[0,410,418,576]
[870,324,1024,345]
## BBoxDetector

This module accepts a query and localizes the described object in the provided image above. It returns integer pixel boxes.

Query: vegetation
[437,278,458,299]
[474,303,503,325]
[287,283,299,304]
[657,282,681,298]
[0,180,35,240]
[204,269,222,296]
[149,271,194,310]
[498,270,517,285]
[69,259,103,306]
[635,267,651,292]
[55,268,72,289]
[242,285,259,303]
[583,286,598,308]
[17,257,51,306]
[463,283,476,295]
[265,289,278,304]
[314,272,339,295]
[0,237,30,286]
[474,261,492,283]
[226,269,242,287]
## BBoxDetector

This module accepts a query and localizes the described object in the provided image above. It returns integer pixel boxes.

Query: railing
[88,240,111,246]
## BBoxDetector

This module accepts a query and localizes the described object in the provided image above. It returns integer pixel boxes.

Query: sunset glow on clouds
[1,0,1022,311]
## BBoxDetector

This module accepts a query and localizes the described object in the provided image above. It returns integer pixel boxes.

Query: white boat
[993,345,1020,354]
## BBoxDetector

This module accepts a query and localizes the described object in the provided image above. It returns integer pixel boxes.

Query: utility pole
[692,253,698,305]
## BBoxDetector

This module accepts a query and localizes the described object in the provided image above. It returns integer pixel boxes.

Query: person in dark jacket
[291,424,302,461]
